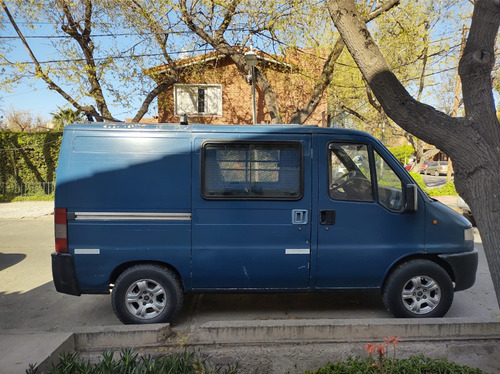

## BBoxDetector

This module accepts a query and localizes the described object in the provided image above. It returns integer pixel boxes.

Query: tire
[112,264,183,324]
[382,260,453,318]
[434,170,440,176]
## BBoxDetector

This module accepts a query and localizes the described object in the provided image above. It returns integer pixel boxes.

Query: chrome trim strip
[74,212,191,221]
[75,248,100,255]
[285,248,310,255]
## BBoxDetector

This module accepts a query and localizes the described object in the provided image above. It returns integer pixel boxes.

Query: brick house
[147,49,328,126]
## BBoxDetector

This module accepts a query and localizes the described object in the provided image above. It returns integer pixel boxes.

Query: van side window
[202,142,302,200]
[328,143,373,202]
[374,151,404,211]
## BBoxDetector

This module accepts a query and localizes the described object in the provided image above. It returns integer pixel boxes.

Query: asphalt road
[422,174,451,189]
[0,214,498,334]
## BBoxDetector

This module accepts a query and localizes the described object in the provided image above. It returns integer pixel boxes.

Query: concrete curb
[74,324,172,351]
[6,319,499,373]
[0,325,171,374]
[73,319,500,374]
[191,317,500,345]
[0,332,74,374]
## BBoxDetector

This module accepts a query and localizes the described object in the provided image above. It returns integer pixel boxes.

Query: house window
[198,88,205,113]
[201,141,303,200]
[174,84,222,117]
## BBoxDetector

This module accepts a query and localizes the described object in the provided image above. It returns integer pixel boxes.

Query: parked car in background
[424,161,450,176]
[458,196,475,226]
[419,160,431,174]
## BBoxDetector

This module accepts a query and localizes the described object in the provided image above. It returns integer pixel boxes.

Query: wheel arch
[109,261,185,291]
[382,254,456,290]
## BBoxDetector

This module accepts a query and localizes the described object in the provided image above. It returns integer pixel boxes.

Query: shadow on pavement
[0,253,26,271]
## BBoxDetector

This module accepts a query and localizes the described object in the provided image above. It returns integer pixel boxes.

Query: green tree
[51,107,85,130]
[1,0,403,124]
[326,0,500,307]
[177,0,401,124]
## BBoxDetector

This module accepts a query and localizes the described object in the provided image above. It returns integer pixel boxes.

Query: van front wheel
[112,265,183,324]
[382,260,453,318]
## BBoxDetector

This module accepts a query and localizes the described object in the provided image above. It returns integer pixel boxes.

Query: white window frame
[174,84,223,117]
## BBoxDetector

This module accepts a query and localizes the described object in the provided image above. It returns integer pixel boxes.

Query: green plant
[388,145,415,164]
[409,172,429,193]
[408,172,457,197]
[26,349,238,374]
[305,337,487,374]
[427,181,458,196]
[0,131,62,199]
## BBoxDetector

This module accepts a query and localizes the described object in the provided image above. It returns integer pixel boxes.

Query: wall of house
[157,54,328,126]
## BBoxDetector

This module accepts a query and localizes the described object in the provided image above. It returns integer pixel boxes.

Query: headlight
[464,227,474,242]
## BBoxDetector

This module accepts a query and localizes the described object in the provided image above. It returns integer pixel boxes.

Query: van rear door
[191,134,312,290]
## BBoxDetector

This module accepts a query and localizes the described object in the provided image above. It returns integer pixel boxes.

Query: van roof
[65,122,375,138]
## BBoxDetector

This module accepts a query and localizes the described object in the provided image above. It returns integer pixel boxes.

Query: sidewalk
[433,195,460,212]
[0,201,53,219]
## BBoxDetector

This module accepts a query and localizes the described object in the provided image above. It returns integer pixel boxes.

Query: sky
[0,4,251,123]
[0,20,163,123]
[2,80,70,120]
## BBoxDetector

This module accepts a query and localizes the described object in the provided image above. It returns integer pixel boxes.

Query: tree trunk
[326,0,500,307]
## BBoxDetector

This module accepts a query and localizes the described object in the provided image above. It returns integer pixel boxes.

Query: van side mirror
[404,184,418,213]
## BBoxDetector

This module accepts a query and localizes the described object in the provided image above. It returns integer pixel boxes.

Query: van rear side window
[201,142,302,200]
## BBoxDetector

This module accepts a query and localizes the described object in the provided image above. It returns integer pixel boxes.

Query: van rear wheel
[112,265,183,324]
[382,260,453,318]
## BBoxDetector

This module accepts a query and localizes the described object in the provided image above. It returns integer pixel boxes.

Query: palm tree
[51,107,85,130]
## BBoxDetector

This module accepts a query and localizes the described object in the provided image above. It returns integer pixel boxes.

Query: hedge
[0,131,62,194]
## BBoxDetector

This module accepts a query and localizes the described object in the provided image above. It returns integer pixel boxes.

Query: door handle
[320,210,336,225]
[292,209,308,225]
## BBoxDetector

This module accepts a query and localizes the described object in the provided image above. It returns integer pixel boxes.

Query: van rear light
[54,208,68,253]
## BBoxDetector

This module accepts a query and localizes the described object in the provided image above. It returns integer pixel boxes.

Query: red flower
[376,344,386,355]
[385,336,402,348]
[364,343,375,354]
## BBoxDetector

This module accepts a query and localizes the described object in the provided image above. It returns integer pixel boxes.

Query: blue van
[52,123,477,324]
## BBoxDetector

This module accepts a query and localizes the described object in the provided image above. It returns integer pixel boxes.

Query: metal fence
[0,182,55,197]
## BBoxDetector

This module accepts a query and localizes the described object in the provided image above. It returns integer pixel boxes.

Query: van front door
[191,135,312,290]
[315,136,425,289]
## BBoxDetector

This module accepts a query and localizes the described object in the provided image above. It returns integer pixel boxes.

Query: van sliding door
[191,135,312,290]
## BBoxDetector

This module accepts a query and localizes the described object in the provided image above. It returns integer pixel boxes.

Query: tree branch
[290,0,400,124]
[326,0,459,148]
[132,78,177,122]
[459,0,500,142]
[179,0,282,123]
[1,0,118,122]
[58,0,113,120]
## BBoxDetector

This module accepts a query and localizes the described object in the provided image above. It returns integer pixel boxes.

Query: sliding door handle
[320,210,336,225]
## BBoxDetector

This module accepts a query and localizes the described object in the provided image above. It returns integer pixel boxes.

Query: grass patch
[0,193,54,202]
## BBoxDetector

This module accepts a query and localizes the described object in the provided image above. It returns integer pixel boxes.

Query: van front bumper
[439,249,478,292]
[51,252,81,296]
